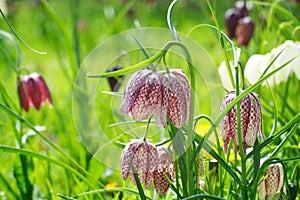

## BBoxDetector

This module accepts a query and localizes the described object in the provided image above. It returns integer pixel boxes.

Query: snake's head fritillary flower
[234,1,249,16]
[121,69,190,128]
[235,16,255,46]
[120,139,158,189]
[220,90,264,153]
[258,163,284,200]
[161,69,190,128]
[120,69,168,127]
[225,8,244,39]
[107,66,124,92]
[153,146,175,195]
[18,72,52,112]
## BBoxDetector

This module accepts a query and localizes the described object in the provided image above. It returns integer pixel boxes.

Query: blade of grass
[129,162,146,200]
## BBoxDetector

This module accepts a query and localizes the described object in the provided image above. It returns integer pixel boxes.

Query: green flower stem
[88,41,186,78]
[234,67,247,200]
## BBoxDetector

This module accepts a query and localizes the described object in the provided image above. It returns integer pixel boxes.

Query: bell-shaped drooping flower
[120,69,169,127]
[220,90,264,153]
[258,163,284,200]
[120,139,158,189]
[160,69,190,128]
[235,16,255,46]
[153,146,175,195]
[18,72,53,112]
[121,69,190,128]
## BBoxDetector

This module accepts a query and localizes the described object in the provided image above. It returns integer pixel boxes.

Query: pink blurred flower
[120,139,158,189]
[220,90,264,153]
[153,146,175,195]
[18,72,52,112]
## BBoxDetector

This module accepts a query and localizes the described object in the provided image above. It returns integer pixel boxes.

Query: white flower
[245,40,300,86]
[218,61,241,90]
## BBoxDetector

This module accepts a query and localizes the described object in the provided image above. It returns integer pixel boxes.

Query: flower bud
[258,163,284,199]
[107,66,124,92]
[220,90,264,153]
[153,146,175,195]
[18,72,52,112]
[120,139,158,189]
[235,16,255,46]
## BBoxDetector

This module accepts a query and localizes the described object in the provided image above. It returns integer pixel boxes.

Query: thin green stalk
[234,68,246,200]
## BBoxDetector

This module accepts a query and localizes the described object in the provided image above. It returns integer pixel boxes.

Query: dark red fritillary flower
[120,69,190,128]
[258,163,284,199]
[153,146,175,195]
[235,16,255,46]
[225,8,244,39]
[18,72,52,112]
[120,139,158,189]
[220,90,264,153]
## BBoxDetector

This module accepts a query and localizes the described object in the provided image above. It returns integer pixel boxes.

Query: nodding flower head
[153,146,175,195]
[258,163,284,200]
[220,90,264,153]
[120,139,158,189]
[235,16,255,46]
[120,69,190,128]
[18,72,52,112]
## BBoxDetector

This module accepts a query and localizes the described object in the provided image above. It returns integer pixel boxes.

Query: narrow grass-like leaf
[57,194,77,200]
[129,162,146,200]
[270,124,298,157]
[193,133,242,185]
[182,194,226,200]
[62,187,153,200]
[0,171,19,199]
